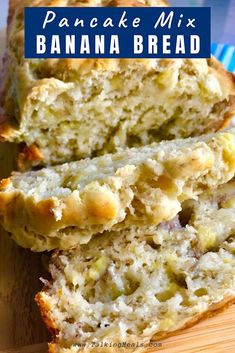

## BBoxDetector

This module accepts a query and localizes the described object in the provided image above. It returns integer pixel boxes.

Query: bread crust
[1,1,235,169]
[0,121,17,140]
[0,177,11,191]
[0,184,121,246]
[34,177,235,352]
[36,293,235,353]
[35,293,59,336]
[17,143,44,171]
[1,129,235,251]
[208,57,235,130]
[0,0,168,167]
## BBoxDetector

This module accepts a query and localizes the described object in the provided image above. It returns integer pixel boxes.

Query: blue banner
[24,7,211,59]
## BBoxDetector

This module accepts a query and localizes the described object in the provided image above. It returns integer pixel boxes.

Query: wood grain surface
[0,143,49,350]
[0,30,48,349]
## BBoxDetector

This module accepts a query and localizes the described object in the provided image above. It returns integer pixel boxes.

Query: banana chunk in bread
[36,180,235,353]
[1,129,235,251]
[1,1,235,168]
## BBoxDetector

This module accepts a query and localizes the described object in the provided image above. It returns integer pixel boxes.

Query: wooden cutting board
[0,30,48,349]
[0,29,235,353]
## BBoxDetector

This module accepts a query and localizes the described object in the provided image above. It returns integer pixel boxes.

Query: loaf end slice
[36,179,235,352]
[1,129,235,251]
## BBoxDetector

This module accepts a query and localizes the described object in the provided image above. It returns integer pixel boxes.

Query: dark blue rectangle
[24,7,211,59]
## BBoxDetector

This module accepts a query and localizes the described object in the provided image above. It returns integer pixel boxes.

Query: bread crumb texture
[36,179,235,353]
[1,129,235,251]
[0,0,234,166]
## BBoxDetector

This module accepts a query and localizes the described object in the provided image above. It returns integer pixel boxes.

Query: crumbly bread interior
[1,0,234,166]
[1,130,235,251]
[36,180,235,353]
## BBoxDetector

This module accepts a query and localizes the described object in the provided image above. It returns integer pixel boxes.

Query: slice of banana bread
[1,129,235,251]
[36,179,235,353]
[0,0,234,168]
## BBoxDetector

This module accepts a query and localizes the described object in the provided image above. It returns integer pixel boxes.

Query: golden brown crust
[0,174,124,250]
[209,57,235,131]
[0,0,168,149]
[1,129,235,251]
[8,0,20,25]
[48,343,59,353]
[0,191,15,214]
[209,57,235,94]
[36,292,60,353]
[0,186,120,241]
[0,121,17,140]
[35,293,58,336]
[219,115,234,130]
[17,143,44,171]
[0,178,11,191]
